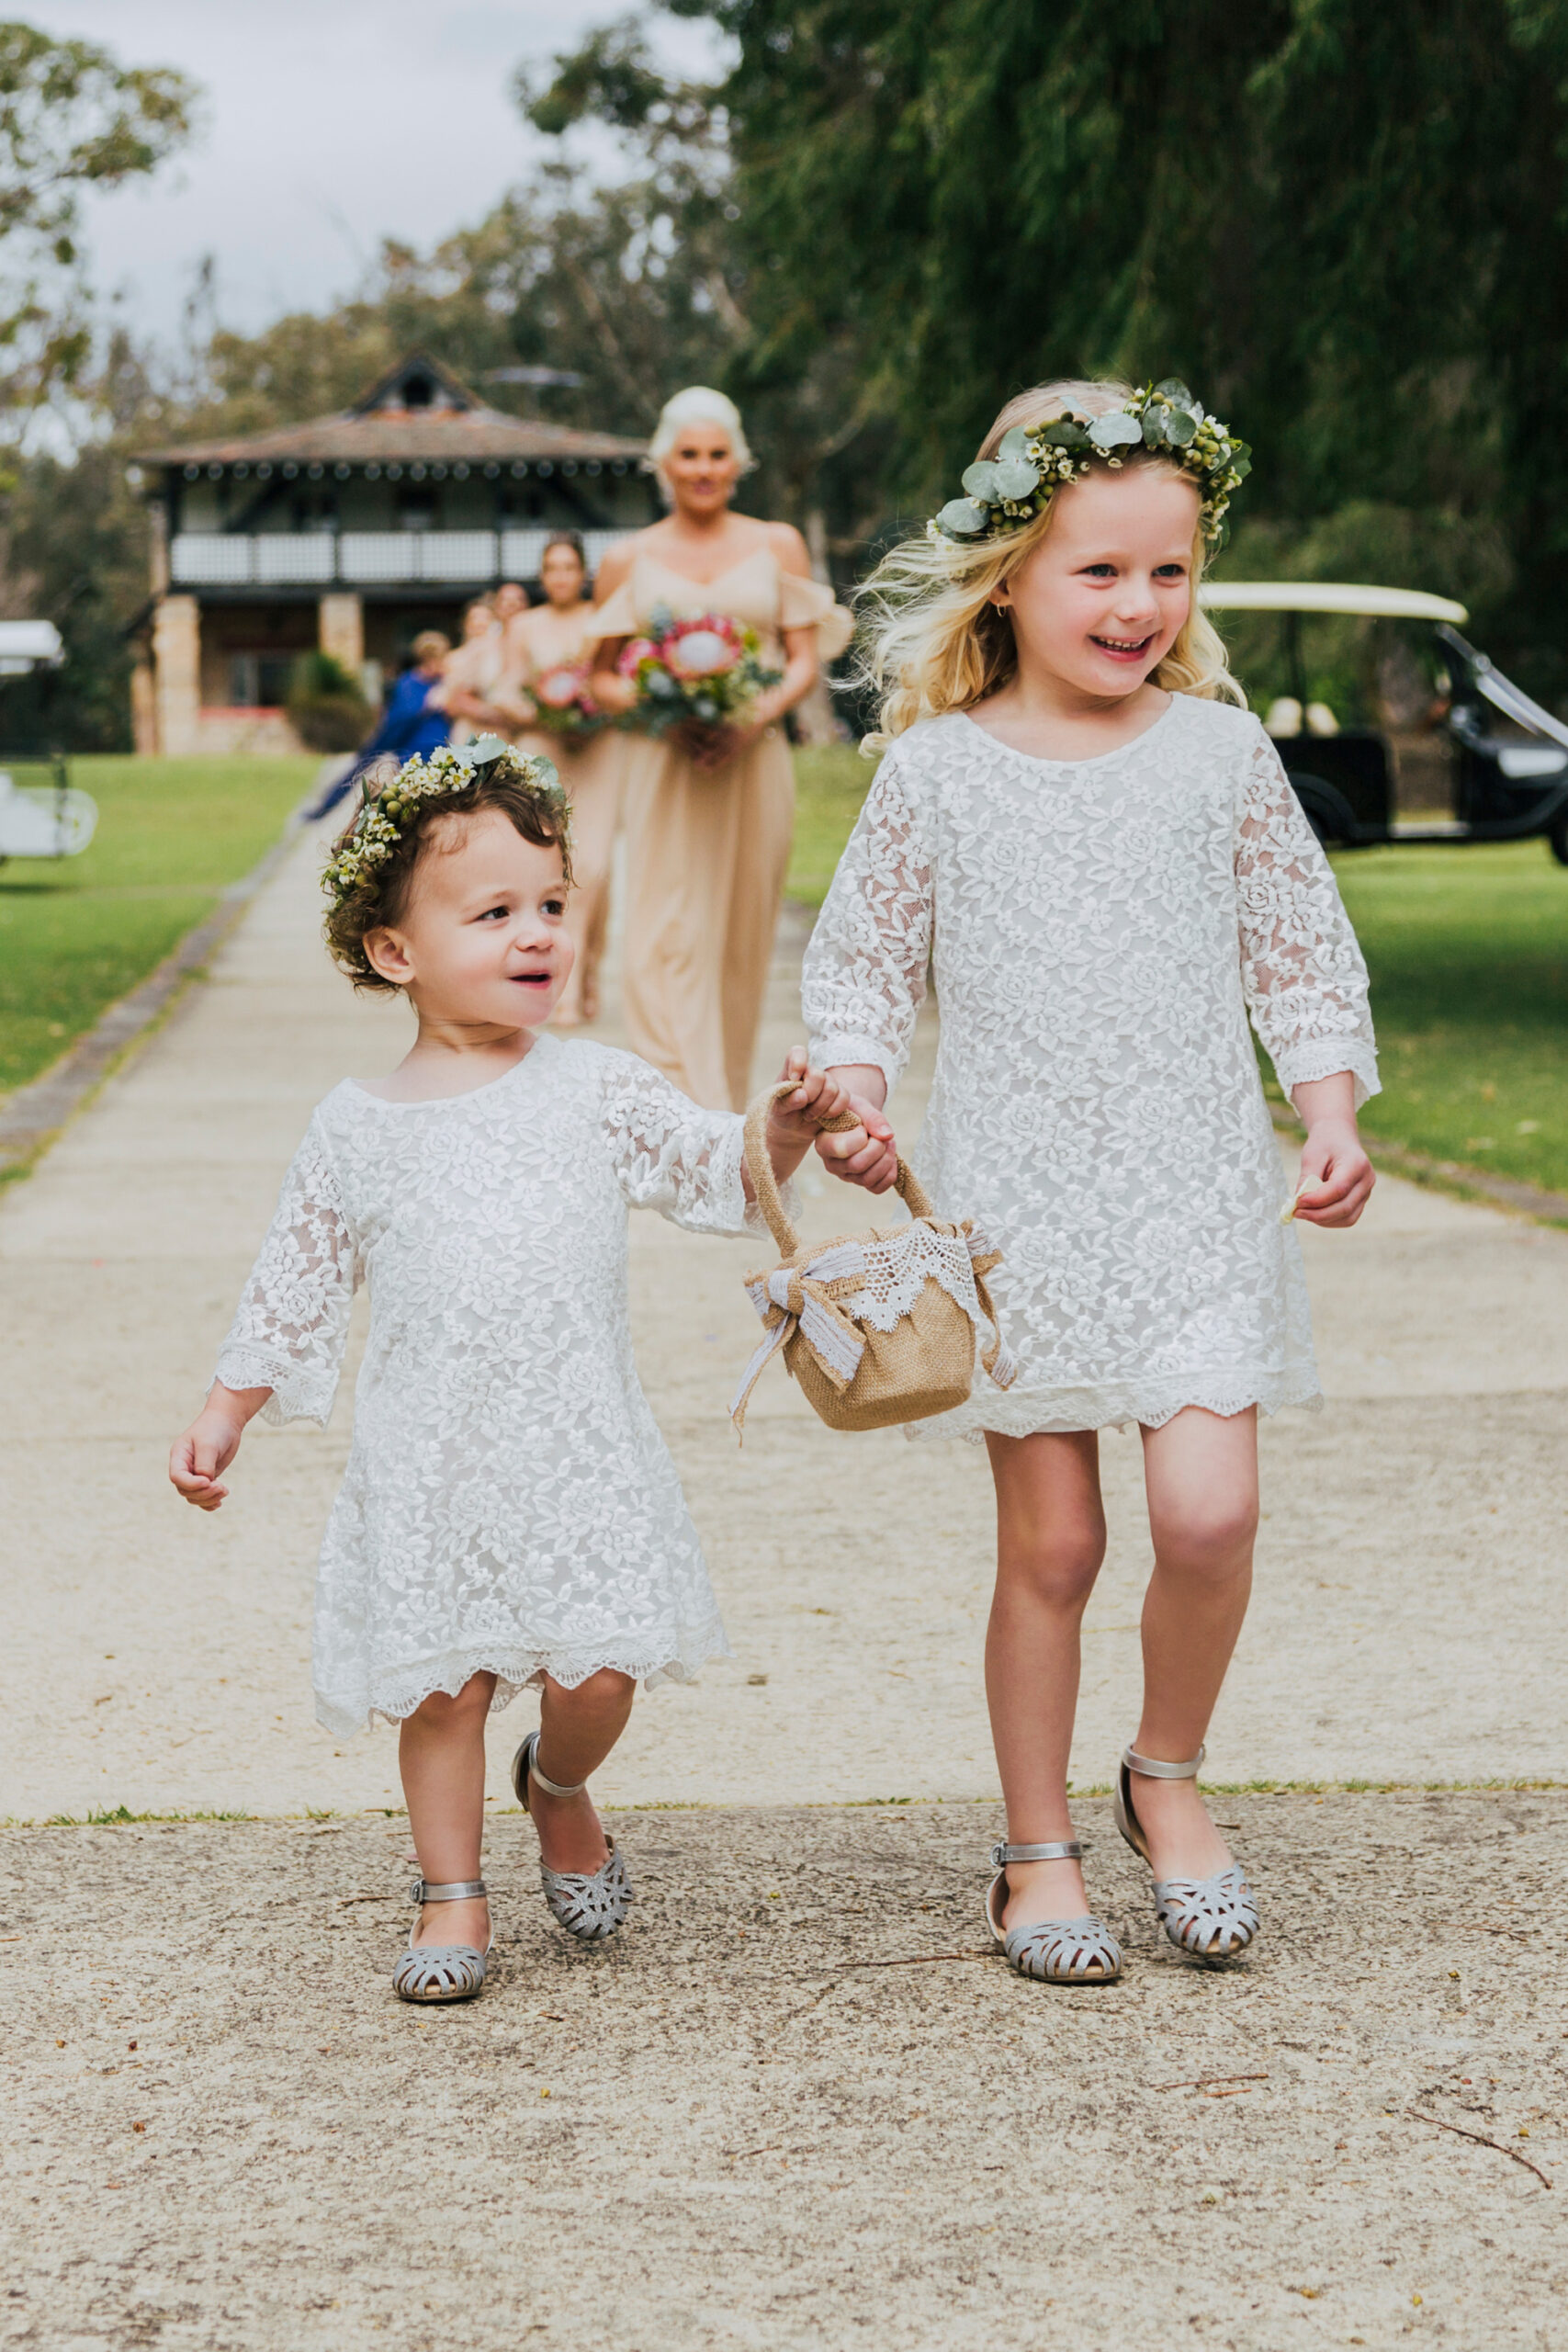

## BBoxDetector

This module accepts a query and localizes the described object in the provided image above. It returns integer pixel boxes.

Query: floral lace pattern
[802,701,1379,1438]
[214,1035,756,1736]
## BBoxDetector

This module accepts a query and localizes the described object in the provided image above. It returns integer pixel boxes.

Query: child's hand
[168,1385,268,1511]
[766,1047,852,1148]
[815,1099,898,1193]
[1292,1115,1374,1227]
[808,1058,897,1193]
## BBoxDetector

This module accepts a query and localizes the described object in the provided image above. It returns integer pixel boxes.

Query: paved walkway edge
[0,813,311,1179]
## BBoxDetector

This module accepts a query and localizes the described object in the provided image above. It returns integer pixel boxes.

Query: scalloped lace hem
[316,1622,733,1738]
[905,1370,1325,1443]
[214,1345,339,1429]
[1272,1039,1381,1111]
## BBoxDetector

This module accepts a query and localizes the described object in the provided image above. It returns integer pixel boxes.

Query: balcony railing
[169,527,633,590]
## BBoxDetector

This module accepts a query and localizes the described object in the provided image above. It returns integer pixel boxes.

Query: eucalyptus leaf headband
[321,735,566,910]
[931,380,1251,550]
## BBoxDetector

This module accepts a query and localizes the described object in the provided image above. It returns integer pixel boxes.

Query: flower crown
[931,381,1251,550]
[321,736,565,910]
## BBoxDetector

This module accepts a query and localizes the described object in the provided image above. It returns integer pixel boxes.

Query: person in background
[442,582,533,744]
[589,389,852,1109]
[310,631,454,816]
[439,599,501,746]
[511,532,621,1026]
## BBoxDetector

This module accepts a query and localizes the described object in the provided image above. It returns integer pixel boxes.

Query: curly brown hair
[323,751,574,992]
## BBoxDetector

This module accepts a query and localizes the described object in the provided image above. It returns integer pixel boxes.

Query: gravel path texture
[3,820,1564,2348]
[3,1797,1562,2350]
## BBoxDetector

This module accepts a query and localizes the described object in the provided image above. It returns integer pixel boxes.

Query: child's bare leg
[1131,1406,1258,1878]
[984,1430,1105,1929]
[400,1670,497,1951]
[527,1668,637,1874]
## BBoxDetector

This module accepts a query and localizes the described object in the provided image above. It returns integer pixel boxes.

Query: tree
[0,20,197,420]
[671,0,1568,684]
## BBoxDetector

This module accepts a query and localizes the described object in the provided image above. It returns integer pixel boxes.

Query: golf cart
[0,620,96,863]
[1198,582,1568,860]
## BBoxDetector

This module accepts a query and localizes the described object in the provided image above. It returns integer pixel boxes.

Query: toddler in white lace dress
[169,742,866,2004]
[804,380,1378,1984]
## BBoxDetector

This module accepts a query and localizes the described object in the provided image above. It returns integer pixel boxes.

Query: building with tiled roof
[131,352,656,755]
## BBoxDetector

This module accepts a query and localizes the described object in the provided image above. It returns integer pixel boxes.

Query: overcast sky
[28,1,723,348]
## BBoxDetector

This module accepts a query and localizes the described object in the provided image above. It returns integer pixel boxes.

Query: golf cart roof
[0,619,63,674]
[1198,582,1469,623]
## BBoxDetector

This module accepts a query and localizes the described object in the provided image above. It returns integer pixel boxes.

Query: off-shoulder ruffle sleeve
[583,579,641,644]
[777,571,853,659]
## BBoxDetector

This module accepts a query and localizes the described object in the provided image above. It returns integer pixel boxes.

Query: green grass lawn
[1330,842,1568,1196]
[786,748,1568,1198]
[0,755,318,1099]
[788,743,878,906]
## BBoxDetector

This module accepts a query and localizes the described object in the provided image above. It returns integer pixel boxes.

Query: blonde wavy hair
[859,379,1245,743]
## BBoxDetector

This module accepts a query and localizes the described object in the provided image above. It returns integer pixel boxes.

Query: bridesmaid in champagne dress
[510,532,623,1027]
[589,388,852,1111]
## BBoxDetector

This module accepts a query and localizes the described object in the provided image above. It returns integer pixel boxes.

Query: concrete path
[4,822,1564,1822]
[5,817,1566,2351]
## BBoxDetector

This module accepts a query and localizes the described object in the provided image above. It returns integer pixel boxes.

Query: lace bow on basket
[730,1080,1017,1436]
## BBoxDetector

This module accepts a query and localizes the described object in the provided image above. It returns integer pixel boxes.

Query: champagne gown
[509,605,623,1027]
[589,548,852,1110]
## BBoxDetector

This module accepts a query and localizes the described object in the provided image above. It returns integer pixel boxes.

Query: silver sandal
[511,1731,634,1941]
[392,1876,491,2004]
[1114,1743,1259,1963]
[984,1838,1122,1984]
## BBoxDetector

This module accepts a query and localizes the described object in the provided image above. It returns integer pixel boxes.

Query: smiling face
[492,582,527,623]
[995,463,1201,705]
[362,807,572,1033]
[661,420,740,519]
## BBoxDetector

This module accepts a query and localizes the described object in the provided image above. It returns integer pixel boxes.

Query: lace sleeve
[802,749,933,1091]
[1235,729,1381,1107]
[213,1122,360,1427]
[600,1057,787,1237]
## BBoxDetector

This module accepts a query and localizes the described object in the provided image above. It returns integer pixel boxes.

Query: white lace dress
[802,699,1379,1438]
[214,1035,755,1736]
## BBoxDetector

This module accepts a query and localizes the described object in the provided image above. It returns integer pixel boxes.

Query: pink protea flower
[536,663,591,709]
[664,616,742,677]
[617,637,659,677]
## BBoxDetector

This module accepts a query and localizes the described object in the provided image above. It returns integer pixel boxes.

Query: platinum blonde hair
[859,378,1245,744]
[646,386,755,501]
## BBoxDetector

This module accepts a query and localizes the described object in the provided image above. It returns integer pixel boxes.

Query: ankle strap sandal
[1114,1743,1259,1965]
[984,1837,1122,1985]
[392,1876,491,2004]
[511,1732,634,1942]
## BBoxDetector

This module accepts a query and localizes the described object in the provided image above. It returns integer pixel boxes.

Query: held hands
[762,1047,897,1191]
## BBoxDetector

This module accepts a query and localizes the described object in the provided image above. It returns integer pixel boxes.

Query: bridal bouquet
[525,660,608,741]
[616,605,782,740]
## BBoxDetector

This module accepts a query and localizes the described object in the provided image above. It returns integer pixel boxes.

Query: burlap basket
[730,1079,1017,1435]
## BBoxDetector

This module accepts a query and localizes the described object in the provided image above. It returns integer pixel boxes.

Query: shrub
[288,651,372,752]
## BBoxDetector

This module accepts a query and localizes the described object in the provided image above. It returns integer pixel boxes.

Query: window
[228,653,293,707]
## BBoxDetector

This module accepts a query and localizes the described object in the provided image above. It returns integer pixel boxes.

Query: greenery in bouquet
[615,605,783,739]
[525,660,609,740]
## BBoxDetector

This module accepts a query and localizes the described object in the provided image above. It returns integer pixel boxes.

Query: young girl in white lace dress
[803,379,1378,1985]
[169,741,861,2005]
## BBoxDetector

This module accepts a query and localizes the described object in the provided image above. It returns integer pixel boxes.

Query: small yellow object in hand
[1279,1180,1314,1225]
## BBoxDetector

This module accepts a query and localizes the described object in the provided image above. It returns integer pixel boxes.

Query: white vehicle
[0,620,98,863]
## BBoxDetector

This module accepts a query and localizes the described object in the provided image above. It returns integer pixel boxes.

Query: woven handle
[741,1078,931,1255]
